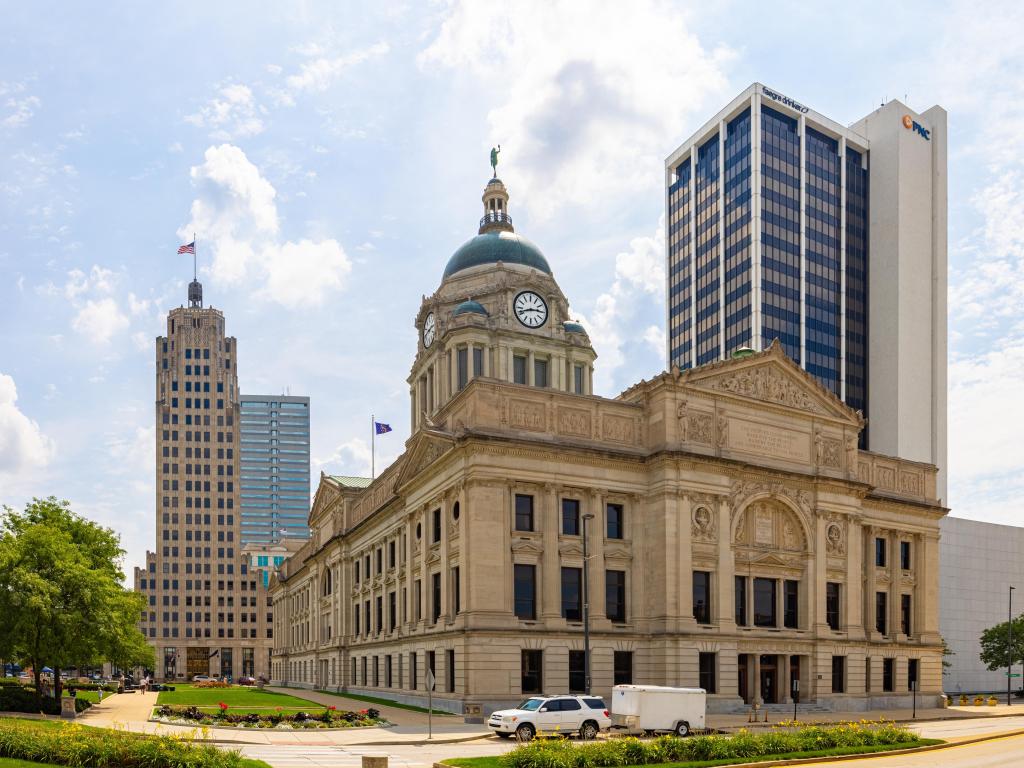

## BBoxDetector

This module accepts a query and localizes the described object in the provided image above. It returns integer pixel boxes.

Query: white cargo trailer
[610,685,706,736]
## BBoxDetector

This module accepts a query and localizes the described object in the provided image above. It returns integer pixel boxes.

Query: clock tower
[408,172,597,431]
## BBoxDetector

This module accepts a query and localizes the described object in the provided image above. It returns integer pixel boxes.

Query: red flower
[218,702,229,711]
[328,705,337,711]
[360,709,368,715]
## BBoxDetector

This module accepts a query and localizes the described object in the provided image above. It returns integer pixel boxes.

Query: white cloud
[0,373,55,477]
[182,144,352,308]
[185,83,265,141]
[3,94,40,128]
[419,0,733,218]
[71,298,130,344]
[315,437,398,479]
[579,218,666,394]
[285,41,389,93]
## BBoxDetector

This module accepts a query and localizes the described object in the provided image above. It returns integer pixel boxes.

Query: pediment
[395,428,456,488]
[511,539,544,555]
[679,341,861,424]
[309,474,339,524]
[558,542,585,557]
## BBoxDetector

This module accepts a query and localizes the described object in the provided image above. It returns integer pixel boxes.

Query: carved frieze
[875,466,896,491]
[899,472,922,496]
[704,366,827,414]
[825,522,846,556]
[689,413,714,444]
[815,430,843,468]
[557,407,592,438]
[691,504,717,542]
[509,399,546,432]
[602,414,635,443]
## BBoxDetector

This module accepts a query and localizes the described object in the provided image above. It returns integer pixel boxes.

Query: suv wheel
[516,723,536,741]
[580,720,598,740]
[674,721,690,737]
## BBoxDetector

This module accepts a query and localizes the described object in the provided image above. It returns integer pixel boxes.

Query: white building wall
[850,101,948,503]
[939,517,1024,694]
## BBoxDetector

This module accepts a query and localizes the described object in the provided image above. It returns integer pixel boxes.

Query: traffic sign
[1007,672,1021,677]
[427,669,436,691]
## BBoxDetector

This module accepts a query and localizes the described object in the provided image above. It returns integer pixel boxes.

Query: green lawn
[442,740,944,768]
[155,684,325,708]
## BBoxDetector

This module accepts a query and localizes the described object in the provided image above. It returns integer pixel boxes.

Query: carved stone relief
[876,466,896,491]
[557,407,592,438]
[733,499,807,552]
[689,413,714,444]
[691,504,717,542]
[717,414,729,448]
[509,399,546,432]
[825,522,846,555]
[705,366,826,414]
[602,414,635,443]
[899,472,922,496]
[815,430,843,468]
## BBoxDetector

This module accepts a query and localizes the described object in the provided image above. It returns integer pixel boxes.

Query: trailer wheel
[674,721,690,737]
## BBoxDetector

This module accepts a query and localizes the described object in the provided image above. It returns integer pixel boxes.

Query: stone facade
[269,177,945,714]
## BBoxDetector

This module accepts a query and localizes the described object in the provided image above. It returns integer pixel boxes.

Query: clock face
[514,291,548,328]
[422,312,436,347]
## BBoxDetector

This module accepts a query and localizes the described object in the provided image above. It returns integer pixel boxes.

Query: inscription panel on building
[730,420,809,463]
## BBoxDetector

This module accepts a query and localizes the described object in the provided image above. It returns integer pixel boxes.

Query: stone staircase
[729,701,834,716]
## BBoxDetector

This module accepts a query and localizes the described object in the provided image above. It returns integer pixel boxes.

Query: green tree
[0,497,153,696]
[978,615,1024,672]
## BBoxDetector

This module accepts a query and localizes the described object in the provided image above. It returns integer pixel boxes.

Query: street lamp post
[582,513,595,695]
[1009,586,1015,707]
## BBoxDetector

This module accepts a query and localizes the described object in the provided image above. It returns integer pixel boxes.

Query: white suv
[488,695,611,740]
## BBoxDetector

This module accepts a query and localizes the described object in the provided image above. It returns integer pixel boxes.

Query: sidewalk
[708,701,1024,731]
[265,687,460,729]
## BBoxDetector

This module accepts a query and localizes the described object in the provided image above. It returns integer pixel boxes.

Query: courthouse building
[270,173,946,714]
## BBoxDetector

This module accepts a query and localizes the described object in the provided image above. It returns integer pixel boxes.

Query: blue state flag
[374,422,393,435]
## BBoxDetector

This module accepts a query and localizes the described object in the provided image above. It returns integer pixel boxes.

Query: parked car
[610,685,706,736]
[191,675,213,682]
[237,676,256,686]
[488,695,610,740]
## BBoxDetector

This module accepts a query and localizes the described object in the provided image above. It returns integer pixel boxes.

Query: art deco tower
[134,278,276,681]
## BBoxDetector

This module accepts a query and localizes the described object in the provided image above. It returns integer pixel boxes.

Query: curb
[713,709,1024,730]
[432,728,1024,768]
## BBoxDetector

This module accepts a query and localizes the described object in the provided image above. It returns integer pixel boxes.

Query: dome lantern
[480,148,513,234]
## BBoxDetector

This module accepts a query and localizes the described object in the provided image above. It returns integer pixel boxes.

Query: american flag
[177,241,195,255]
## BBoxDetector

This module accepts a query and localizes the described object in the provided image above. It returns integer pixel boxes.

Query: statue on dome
[490,145,501,177]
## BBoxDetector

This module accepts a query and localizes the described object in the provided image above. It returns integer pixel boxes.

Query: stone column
[439,497,450,624]
[888,530,900,639]
[677,494,695,626]
[540,485,561,621]
[716,497,736,631]
[812,514,827,631]
[752,655,761,705]
[419,506,429,629]
[846,518,864,640]
[779,654,791,704]
[457,483,468,629]
[864,528,878,638]
[919,533,940,643]
[527,351,536,386]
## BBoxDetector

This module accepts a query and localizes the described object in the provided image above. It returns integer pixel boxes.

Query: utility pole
[1009,586,1015,708]
[582,513,595,695]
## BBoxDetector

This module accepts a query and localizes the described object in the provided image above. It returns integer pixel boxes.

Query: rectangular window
[388,591,397,631]
[606,503,624,539]
[432,508,441,543]
[784,579,799,629]
[410,652,418,690]
[376,596,383,634]
[735,576,747,626]
[876,592,887,635]
[908,658,918,691]
[865,657,872,692]
[472,347,483,378]
[900,541,911,570]
[562,567,582,621]
[693,571,711,624]
[875,537,886,567]
[534,358,548,387]
[826,582,841,630]
[386,655,392,687]
[573,364,585,394]
[428,650,436,687]
[446,649,455,693]
[514,564,536,620]
[832,656,846,693]
[515,494,534,531]
[699,652,717,694]
[606,570,626,622]
[552,649,580,694]
[562,499,580,535]
[901,594,912,636]
[513,355,527,384]
[388,540,396,569]
[754,578,776,627]
[613,651,633,685]
[882,658,894,692]
[457,348,468,391]
[431,572,442,624]
[414,580,422,622]
[521,650,543,693]
[452,566,461,614]
[373,656,379,687]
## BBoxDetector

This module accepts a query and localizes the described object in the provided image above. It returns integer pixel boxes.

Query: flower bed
[154,704,386,729]
[0,718,248,768]
[194,681,233,689]
[503,721,921,768]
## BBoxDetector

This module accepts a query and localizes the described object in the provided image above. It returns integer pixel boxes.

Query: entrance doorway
[186,648,208,680]
[737,655,750,704]
[759,655,778,704]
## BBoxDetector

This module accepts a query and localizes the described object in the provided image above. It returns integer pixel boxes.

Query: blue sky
[1,0,1022,574]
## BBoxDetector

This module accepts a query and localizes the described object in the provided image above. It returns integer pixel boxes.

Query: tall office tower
[133,278,278,680]
[665,83,946,498]
[238,395,311,544]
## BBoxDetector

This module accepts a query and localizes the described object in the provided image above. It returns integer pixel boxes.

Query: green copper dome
[453,299,488,317]
[443,231,551,280]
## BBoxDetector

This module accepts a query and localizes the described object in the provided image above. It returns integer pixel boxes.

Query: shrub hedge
[0,718,249,768]
[154,704,384,729]
[66,682,118,693]
[0,686,90,715]
[503,722,919,768]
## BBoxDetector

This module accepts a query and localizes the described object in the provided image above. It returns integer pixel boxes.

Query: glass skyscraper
[667,84,870,425]
[238,395,311,543]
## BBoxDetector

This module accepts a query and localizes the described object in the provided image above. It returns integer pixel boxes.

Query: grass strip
[298,689,454,715]
[442,740,944,768]
[156,684,323,709]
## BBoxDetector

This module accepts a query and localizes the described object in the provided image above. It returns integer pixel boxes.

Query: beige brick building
[133,280,293,681]
[269,176,945,714]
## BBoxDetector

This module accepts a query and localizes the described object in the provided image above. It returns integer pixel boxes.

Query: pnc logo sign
[903,114,930,141]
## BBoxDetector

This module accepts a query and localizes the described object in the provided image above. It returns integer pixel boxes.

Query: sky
[1,0,1022,576]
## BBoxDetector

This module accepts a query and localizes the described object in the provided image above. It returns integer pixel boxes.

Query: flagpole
[193,232,197,281]
[371,415,376,480]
